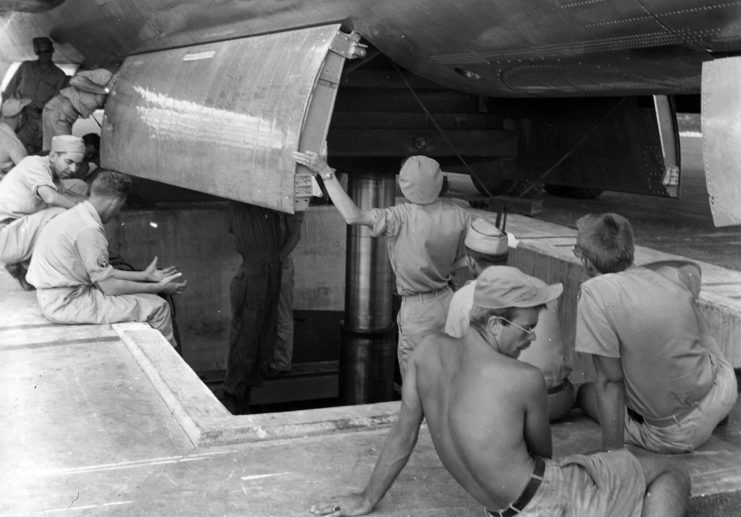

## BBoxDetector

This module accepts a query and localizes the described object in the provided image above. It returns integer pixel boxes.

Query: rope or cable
[392,62,497,199]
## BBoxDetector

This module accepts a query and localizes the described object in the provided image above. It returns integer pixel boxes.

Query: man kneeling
[310,266,689,517]
[26,170,187,346]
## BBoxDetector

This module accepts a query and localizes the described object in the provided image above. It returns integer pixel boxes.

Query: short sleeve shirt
[5,60,67,109]
[0,155,58,220]
[445,280,475,338]
[60,68,113,118]
[575,266,714,420]
[227,202,282,260]
[370,199,470,295]
[26,201,113,288]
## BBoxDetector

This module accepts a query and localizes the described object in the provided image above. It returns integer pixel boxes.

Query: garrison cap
[51,135,85,154]
[465,217,508,256]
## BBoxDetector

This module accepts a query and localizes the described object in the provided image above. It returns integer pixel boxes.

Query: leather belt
[628,401,700,428]
[486,455,545,517]
[547,379,567,395]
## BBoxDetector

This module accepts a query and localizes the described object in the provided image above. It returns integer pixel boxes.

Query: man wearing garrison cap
[446,219,575,421]
[308,266,689,517]
[0,135,88,288]
[0,98,32,175]
[294,150,470,378]
[2,37,68,154]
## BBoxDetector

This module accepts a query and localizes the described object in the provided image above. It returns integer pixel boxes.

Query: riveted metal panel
[702,57,741,227]
[101,24,343,213]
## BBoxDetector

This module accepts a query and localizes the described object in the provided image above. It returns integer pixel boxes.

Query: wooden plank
[0,324,117,349]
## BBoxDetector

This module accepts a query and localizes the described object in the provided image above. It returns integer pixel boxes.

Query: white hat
[399,156,442,205]
[1,98,31,118]
[51,135,85,154]
[465,218,508,256]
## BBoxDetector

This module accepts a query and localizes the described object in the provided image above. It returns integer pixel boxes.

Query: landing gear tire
[543,184,604,199]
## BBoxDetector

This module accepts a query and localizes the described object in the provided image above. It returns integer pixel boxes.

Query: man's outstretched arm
[310,361,425,516]
[293,151,376,227]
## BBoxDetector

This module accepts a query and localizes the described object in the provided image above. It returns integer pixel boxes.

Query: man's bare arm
[293,151,376,227]
[97,272,186,297]
[522,367,552,459]
[592,355,626,451]
[37,185,82,209]
[310,360,425,516]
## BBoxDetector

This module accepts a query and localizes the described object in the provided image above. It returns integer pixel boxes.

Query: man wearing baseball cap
[2,37,68,154]
[446,218,575,421]
[0,97,31,174]
[0,135,88,288]
[294,150,470,378]
[308,266,689,517]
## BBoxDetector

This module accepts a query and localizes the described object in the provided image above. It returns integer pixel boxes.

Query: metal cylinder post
[340,171,396,404]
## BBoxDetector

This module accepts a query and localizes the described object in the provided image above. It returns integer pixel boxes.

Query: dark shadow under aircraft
[1,0,740,224]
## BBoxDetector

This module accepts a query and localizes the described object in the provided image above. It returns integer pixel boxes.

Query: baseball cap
[1,98,31,118]
[465,218,508,255]
[473,266,562,309]
[399,156,442,205]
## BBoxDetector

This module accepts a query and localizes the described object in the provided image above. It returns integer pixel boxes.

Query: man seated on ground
[26,170,187,348]
[574,212,737,453]
[310,266,690,517]
[445,217,575,421]
[0,98,31,175]
[0,135,88,289]
[294,150,470,378]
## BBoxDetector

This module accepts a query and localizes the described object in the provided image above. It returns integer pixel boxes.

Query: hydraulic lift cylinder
[340,172,396,404]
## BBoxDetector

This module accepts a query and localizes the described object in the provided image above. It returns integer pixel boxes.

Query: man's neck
[469,325,502,356]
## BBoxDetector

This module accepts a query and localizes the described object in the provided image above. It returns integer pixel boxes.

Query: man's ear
[486,315,503,335]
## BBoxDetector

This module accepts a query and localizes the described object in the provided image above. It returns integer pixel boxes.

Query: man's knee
[634,449,691,493]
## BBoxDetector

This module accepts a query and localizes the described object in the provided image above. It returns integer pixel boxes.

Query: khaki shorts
[514,449,645,517]
[625,353,738,453]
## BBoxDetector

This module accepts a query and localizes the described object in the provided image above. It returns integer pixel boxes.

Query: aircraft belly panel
[702,56,741,227]
[101,24,344,213]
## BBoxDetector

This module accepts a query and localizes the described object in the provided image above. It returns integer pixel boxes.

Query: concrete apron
[3,212,741,515]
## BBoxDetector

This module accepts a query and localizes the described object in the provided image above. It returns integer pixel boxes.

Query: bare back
[408,331,551,509]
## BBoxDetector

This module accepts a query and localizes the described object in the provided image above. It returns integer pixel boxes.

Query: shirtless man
[310,266,689,516]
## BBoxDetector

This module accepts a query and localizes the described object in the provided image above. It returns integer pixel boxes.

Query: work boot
[5,262,34,291]
[219,390,251,415]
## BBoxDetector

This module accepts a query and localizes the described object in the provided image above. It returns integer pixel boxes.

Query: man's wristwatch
[320,168,335,181]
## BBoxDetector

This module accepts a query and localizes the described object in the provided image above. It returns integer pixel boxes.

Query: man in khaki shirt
[2,37,67,154]
[0,135,87,288]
